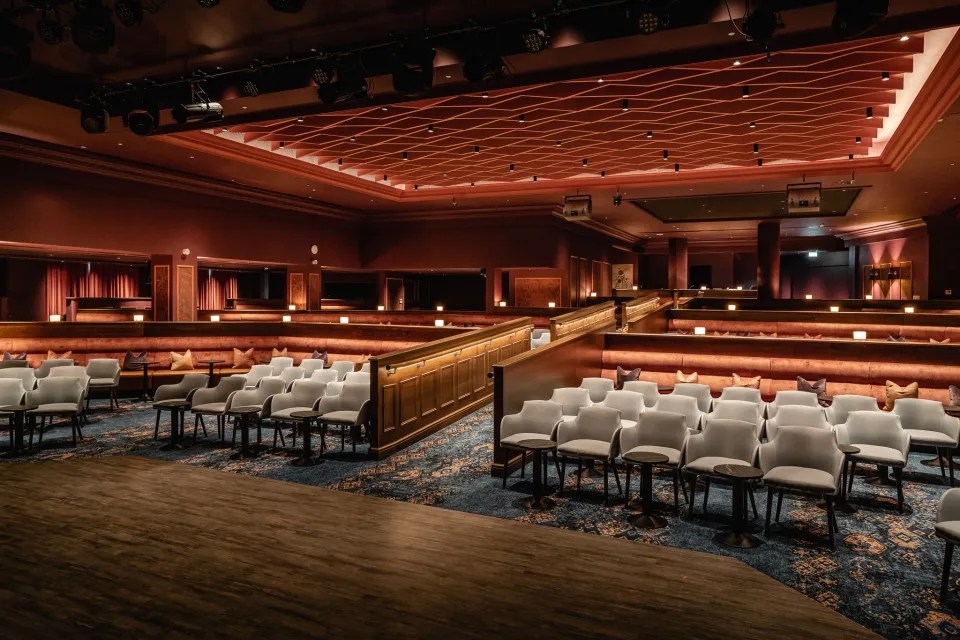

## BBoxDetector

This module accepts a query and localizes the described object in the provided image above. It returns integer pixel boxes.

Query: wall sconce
[694,326,706,335]
[865,294,874,300]
[181,248,191,257]
[48,314,62,322]
[548,302,556,308]
[727,304,737,311]
[853,330,867,340]
[288,304,296,311]
[210,315,220,322]
[282,315,292,323]
[868,268,882,281]
[804,294,813,300]
[340,316,349,324]
[499,301,507,307]
[132,314,144,322]
[590,292,597,298]
[632,285,638,291]
[700,285,707,290]
[434,319,445,327]
[377,305,385,311]
[436,305,444,312]
[808,251,818,258]
[830,306,840,313]
[904,306,915,314]
[887,267,901,280]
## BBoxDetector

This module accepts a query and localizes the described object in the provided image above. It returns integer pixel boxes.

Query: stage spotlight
[317,62,368,105]
[114,0,144,27]
[833,0,888,40]
[391,40,436,97]
[632,3,665,36]
[462,34,505,83]
[172,101,223,124]
[125,100,160,136]
[36,12,64,45]
[71,1,116,54]
[0,16,31,79]
[241,79,260,97]
[311,63,333,86]
[197,0,220,6]
[742,4,782,45]
[522,26,548,53]
[80,101,109,134]
[267,0,305,12]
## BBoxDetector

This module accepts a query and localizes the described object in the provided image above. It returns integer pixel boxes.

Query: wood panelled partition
[550,301,617,340]
[620,293,662,328]
[371,318,533,460]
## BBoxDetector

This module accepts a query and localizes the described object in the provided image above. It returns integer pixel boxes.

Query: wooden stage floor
[0,457,877,639]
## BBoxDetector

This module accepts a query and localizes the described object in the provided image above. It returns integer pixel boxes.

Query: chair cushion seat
[270,407,315,421]
[322,410,359,424]
[28,403,79,414]
[557,438,611,459]
[623,445,680,466]
[193,402,226,414]
[685,455,752,475]
[501,433,553,447]
[936,521,960,543]
[763,466,836,493]
[904,429,957,446]
[851,444,906,466]
[89,378,118,387]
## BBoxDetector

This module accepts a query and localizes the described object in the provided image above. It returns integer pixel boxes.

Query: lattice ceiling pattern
[207,33,924,191]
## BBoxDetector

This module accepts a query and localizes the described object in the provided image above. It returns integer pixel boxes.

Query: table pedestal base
[628,512,668,529]
[290,453,324,467]
[517,495,557,511]
[715,530,762,549]
[159,443,185,452]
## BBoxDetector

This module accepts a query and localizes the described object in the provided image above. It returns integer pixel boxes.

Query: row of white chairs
[0,359,122,410]
[234,359,370,391]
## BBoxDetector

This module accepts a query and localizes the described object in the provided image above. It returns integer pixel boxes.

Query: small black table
[289,410,325,467]
[197,359,225,387]
[837,444,860,514]
[623,451,670,529]
[1,404,38,457]
[154,399,191,451]
[713,463,764,549]
[227,407,261,460]
[516,439,557,511]
[131,361,160,401]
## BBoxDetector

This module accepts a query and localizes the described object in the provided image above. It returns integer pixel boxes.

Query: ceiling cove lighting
[694,326,707,335]
[853,330,867,340]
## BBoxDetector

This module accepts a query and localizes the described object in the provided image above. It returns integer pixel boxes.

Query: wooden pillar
[150,254,173,322]
[667,238,688,290]
[485,267,502,312]
[757,221,781,302]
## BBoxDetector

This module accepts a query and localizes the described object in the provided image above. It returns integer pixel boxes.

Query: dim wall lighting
[49,314,62,322]
[434,319,445,327]
[436,305,444,312]
[805,294,813,300]
[499,301,507,307]
[282,315,292,323]
[700,285,707,290]
[727,304,737,311]
[808,251,818,258]
[736,286,743,291]
[548,302,556,308]
[904,306,915,313]
[377,305,385,311]
[853,330,867,341]
[288,304,296,311]
[632,285,638,291]
[865,294,874,300]
[694,326,706,335]
[340,316,350,324]
[132,314,144,322]
[830,306,840,313]
[210,315,220,322]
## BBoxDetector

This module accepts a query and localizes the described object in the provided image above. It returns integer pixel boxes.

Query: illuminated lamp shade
[499,301,507,307]
[288,304,296,311]
[853,331,867,341]
[808,251,818,258]
[694,326,706,336]
[865,294,874,300]
[132,314,144,322]
[590,292,598,298]
[339,316,350,324]
[377,305,385,311]
[49,314,62,322]
[434,319,445,327]
[210,315,220,322]
[727,304,737,311]
[436,305,444,312]
[904,306,915,313]
[632,285,638,291]
[830,306,840,313]
[736,286,743,291]
[805,294,813,300]
[282,315,292,323]
[548,302,556,308]
[700,286,707,290]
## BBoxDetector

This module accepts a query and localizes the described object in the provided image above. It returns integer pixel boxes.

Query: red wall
[857,231,928,299]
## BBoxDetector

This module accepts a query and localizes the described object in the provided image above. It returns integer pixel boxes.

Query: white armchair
[307,369,339,385]
[622,380,660,408]
[268,356,295,370]
[826,394,880,426]
[599,390,644,429]
[0,368,36,392]
[300,358,328,377]
[894,398,960,487]
[671,382,713,413]
[191,376,245,441]
[703,399,764,438]
[548,387,592,418]
[329,361,357,381]
[837,411,911,512]
[619,410,688,513]
[153,373,209,440]
[277,366,306,390]
[235,364,275,390]
[224,377,286,446]
[0,379,26,450]
[35,358,74,379]
[26,377,84,447]
[556,405,623,504]
[683,418,759,517]
[84,358,121,410]
[764,405,832,442]
[653,394,703,432]
[263,380,329,449]
[579,377,614,403]
[759,425,843,547]
[936,488,960,602]
[766,390,820,419]
[718,386,763,409]
[499,400,563,489]
[317,383,372,453]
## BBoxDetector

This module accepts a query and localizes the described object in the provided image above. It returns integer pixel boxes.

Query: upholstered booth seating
[671,382,713,413]
[580,377,615,403]
[35,358,74,379]
[653,394,703,432]
[236,364,275,390]
[619,410,688,513]
[766,390,820,419]
[703,399,764,438]
[718,386,764,410]
[936,488,960,602]
[683,418,759,517]
[556,405,623,504]
[263,380,329,449]
[759,425,843,547]
[499,400,563,489]
[837,411,911,512]
[894,398,960,487]
[826,394,880,426]
[669,317,960,344]
[317,383,372,453]
[27,377,84,447]
[85,358,121,410]
[329,361,357,381]
[0,379,26,449]
[224,377,286,445]
[0,368,36,392]
[622,380,660,408]
[549,387,593,418]
[153,373,209,440]
[191,376,246,441]
[599,390,645,429]
[765,405,833,442]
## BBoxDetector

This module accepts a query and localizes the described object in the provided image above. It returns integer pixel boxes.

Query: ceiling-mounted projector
[562,194,592,220]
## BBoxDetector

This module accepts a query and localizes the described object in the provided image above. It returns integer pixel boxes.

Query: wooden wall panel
[308,273,321,311]
[175,265,194,322]
[381,384,398,433]
[288,272,306,310]
[420,370,438,417]
[514,277,562,308]
[399,378,420,427]
[153,265,170,322]
[440,365,456,408]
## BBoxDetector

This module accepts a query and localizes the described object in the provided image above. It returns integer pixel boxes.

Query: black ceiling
[631,187,862,223]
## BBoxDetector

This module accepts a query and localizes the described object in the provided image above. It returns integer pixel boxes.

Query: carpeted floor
[3,399,960,639]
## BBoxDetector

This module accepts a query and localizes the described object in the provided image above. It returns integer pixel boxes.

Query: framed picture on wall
[613,264,633,290]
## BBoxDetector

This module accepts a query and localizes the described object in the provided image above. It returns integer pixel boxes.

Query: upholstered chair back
[549,387,593,417]
[579,377,615,403]
[826,394,880,425]
[672,383,713,412]
[622,380,660,408]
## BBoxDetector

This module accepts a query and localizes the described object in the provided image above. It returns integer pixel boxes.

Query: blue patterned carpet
[3,399,960,639]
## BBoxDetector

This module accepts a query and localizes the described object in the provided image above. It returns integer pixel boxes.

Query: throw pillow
[616,366,640,390]
[272,347,288,359]
[758,331,777,338]
[803,333,822,339]
[358,354,372,364]
[308,349,328,363]
[232,347,256,368]
[930,338,951,344]
[673,329,689,336]
[170,350,194,372]
[797,376,829,406]
[732,373,761,389]
[47,350,72,360]
[736,331,750,337]
[676,370,698,384]
[884,380,919,411]
[885,335,906,342]
[2,352,26,360]
[949,385,960,406]
[122,350,148,371]
[713,331,731,336]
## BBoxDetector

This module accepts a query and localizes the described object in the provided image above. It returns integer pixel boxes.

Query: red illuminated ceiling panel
[204,33,923,191]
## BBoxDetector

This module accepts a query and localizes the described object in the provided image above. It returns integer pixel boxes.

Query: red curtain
[45,263,140,317]
[198,271,239,310]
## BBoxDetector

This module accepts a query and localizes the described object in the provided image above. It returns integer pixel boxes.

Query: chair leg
[764,486,774,536]
[673,469,680,515]
[848,460,858,494]
[277,426,286,447]
[825,496,836,549]
[154,411,160,440]
[893,466,904,513]
[576,460,582,491]
[702,477,710,514]
[611,461,622,496]
[938,447,947,478]
[193,414,200,444]
[502,452,510,489]
[747,485,759,519]
[942,541,954,603]
[559,458,566,496]
[687,473,698,516]
[603,461,609,506]
[520,451,526,478]
[199,416,207,437]
[776,489,784,522]
[552,451,562,481]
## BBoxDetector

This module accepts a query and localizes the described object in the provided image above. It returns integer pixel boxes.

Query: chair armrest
[939,489,960,523]
[618,425,641,454]
[757,441,776,473]
[943,415,960,444]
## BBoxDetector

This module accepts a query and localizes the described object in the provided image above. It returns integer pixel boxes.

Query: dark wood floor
[0,457,877,639]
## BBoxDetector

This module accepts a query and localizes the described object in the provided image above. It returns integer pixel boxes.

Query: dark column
[757,221,781,302]
[926,213,959,299]
[667,238,688,290]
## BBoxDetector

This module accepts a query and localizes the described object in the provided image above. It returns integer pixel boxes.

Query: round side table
[153,399,191,451]
[1,404,38,457]
[623,451,670,529]
[133,361,160,401]
[515,439,558,511]
[197,359,225,387]
[713,463,764,549]
[227,407,261,460]
[289,410,325,467]
[837,444,860,514]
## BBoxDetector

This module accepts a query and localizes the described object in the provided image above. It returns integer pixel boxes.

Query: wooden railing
[370,317,533,460]
[620,293,661,328]
[549,301,616,340]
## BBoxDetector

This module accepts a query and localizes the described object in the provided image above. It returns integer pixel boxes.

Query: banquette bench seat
[669,318,960,343]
